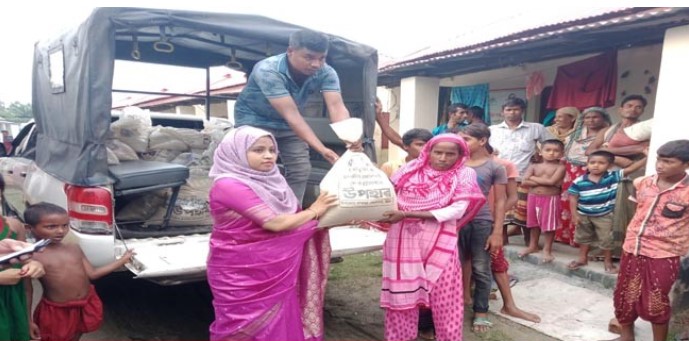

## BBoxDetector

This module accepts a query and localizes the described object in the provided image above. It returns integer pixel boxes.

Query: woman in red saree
[206,126,337,341]
[380,134,485,341]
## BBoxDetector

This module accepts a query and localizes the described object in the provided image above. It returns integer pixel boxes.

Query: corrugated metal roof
[381,7,676,72]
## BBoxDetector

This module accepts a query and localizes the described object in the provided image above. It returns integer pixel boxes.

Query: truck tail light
[65,184,113,234]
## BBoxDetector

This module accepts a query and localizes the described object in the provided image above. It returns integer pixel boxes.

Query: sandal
[472,317,493,333]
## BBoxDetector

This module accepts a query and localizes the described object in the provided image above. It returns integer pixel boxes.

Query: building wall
[375,43,663,166]
[438,44,662,123]
[646,25,689,175]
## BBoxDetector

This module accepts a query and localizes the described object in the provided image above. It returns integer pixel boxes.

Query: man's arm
[322,91,350,123]
[268,96,339,163]
[375,105,404,149]
[622,156,648,175]
[600,141,649,156]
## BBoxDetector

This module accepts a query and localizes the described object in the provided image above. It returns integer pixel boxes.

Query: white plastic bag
[318,150,397,228]
[329,117,363,144]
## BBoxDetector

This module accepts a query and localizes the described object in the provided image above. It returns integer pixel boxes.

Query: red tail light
[64,184,113,234]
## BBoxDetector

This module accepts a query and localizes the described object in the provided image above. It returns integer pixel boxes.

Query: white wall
[646,25,689,175]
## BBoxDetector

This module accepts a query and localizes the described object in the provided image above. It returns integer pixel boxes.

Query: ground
[75,251,557,340]
[323,251,557,341]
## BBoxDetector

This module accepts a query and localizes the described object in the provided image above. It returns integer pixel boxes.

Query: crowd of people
[1,27,688,341]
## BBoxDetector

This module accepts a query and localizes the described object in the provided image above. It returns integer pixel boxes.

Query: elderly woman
[556,107,611,246]
[547,107,580,142]
[206,126,338,341]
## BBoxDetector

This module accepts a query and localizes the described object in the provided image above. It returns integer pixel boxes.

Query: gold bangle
[307,208,319,220]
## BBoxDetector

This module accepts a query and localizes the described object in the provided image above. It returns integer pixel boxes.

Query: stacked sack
[112,107,233,227]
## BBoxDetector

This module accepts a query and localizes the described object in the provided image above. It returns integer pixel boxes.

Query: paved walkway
[490,235,654,341]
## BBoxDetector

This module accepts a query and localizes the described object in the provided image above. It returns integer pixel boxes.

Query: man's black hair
[289,29,329,53]
[657,140,689,163]
[402,128,433,147]
[621,94,648,108]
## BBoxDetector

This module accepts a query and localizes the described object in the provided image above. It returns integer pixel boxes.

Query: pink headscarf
[209,126,299,215]
[391,133,485,226]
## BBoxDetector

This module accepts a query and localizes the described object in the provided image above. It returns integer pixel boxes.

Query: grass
[328,252,383,281]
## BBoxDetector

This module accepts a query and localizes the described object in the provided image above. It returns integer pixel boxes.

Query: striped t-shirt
[568,170,624,216]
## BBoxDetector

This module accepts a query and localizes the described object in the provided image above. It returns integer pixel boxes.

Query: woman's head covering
[548,107,580,141]
[564,106,612,164]
[556,106,580,120]
[209,126,299,214]
[570,106,612,141]
[582,106,612,125]
[390,134,485,227]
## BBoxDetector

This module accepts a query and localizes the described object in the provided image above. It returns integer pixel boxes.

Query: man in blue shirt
[234,29,360,202]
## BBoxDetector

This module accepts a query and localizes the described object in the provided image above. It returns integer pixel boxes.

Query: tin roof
[379,7,689,85]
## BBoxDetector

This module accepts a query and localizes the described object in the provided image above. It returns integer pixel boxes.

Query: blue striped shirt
[568,170,624,216]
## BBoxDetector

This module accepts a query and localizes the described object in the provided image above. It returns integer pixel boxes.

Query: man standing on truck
[234,29,361,203]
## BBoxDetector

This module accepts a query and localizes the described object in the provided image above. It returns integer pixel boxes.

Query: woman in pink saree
[380,134,485,341]
[206,126,337,341]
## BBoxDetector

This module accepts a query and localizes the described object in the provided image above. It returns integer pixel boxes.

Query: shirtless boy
[26,202,134,341]
[519,139,566,263]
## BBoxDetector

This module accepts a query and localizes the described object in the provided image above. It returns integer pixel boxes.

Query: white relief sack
[318,118,396,227]
[318,151,397,227]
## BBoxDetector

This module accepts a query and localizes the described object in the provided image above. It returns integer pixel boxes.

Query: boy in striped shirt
[567,150,646,273]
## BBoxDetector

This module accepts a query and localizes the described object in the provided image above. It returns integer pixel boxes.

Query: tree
[0,101,32,123]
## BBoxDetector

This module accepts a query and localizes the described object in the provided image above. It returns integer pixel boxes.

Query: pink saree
[381,134,485,309]
[207,178,329,340]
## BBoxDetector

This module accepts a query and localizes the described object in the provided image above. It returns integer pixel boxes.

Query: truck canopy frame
[32,7,378,186]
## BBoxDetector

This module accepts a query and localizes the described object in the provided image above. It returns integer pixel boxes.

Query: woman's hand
[20,260,45,279]
[381,210,406,224]
[308,191,339,219]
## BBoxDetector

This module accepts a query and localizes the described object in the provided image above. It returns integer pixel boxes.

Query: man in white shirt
[489,97,555,243]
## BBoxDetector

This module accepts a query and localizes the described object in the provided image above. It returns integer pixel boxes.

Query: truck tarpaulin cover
[32,7,378,186]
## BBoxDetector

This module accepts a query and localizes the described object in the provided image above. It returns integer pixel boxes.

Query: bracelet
[401,211,407,218]
[306,208,319,220]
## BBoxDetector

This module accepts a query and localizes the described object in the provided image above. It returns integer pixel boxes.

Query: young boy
[26,202,134,341]
[380,128,433,177]
[519,139,566,263]
[567,150,647,274]
[611,140,689,341]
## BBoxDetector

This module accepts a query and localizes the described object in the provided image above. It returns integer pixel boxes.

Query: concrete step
[503,235,618,289]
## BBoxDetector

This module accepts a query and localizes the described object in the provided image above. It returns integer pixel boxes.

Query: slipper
[509,275,519,287]
[567,260,587,270]
[472,317,493,333]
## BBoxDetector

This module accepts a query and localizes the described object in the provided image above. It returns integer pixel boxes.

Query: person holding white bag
[233,29,362,203]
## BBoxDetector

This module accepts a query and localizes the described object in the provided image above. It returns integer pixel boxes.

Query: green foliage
[0,100,33,123]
